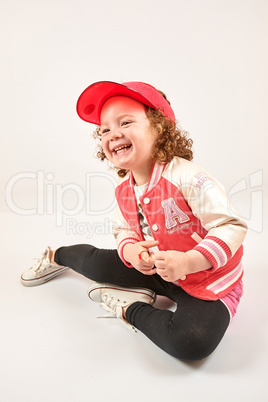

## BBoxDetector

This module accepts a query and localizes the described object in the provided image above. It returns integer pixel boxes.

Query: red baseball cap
[76,81,175,125]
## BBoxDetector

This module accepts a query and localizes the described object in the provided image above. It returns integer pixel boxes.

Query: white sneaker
[87,282,156,331]
[21,246,69,287]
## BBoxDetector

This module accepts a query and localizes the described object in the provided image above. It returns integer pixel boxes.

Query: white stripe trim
[147,162,166,193]
[118,238,139,254]
[201,239,228,266]
[200,243,222,268]
[214,269,243,294]
[191,232,203,244]
[207,263,243,294]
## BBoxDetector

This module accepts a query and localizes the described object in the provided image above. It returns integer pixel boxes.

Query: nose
[109,127,123,141]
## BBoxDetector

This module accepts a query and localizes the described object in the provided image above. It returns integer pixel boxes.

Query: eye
[121,121,132,127]
[101,128,110,135]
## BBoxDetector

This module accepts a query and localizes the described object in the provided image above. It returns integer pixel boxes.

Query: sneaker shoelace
[32,251,50,273]
[98,294,136,332]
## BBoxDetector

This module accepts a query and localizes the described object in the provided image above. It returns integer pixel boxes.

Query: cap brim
[76,81,156,125]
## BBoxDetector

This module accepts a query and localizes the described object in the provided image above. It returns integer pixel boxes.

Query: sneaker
[87,282,156,331]
[21,246,69,287]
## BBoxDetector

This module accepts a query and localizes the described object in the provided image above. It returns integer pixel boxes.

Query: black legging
[54,244,230,361]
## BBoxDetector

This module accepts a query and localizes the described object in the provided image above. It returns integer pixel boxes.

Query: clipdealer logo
[227,170,263,233]
[5,169,264,235]
[5,171,117,230]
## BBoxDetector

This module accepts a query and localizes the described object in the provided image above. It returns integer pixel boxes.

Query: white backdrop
[1,1,267,401]
[1,0,267,240]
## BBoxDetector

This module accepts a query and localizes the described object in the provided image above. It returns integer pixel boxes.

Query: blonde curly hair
[92,91,193,178]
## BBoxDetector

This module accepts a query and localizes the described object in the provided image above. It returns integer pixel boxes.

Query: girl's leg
[125,286,230,361]
[54,244,171,291]
[55,244,230,361]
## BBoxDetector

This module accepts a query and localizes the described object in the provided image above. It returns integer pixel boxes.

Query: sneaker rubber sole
[20,266,69,287]
[87,283,156,303]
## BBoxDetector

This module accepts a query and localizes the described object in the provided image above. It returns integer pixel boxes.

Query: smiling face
[100,96,157,185]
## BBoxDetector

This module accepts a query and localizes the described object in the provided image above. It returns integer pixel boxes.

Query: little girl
[21,81,247,361]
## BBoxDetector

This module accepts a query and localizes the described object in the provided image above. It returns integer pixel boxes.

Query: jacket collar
[129,160,167,193]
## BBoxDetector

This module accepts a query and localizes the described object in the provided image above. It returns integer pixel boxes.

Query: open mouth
[113,144,132,155]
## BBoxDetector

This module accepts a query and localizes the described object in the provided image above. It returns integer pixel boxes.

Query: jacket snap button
[152,224,158,231]
[143,197,150,204]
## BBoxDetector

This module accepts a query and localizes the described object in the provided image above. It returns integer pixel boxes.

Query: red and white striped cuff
[193,236,232,270]
[118,237,140,267]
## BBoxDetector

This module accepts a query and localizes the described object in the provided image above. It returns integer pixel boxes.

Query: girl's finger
[156,270,168,279]
[154,251,166,260]
[139,240,159,247]
[141,267,156,275]
[149,253,156,262]
[140,251,150,263]
[154,260,166,269]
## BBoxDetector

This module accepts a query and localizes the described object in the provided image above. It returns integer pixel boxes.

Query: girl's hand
[123,240,159,275]
[154,250,189,282]
[154,250,212,282]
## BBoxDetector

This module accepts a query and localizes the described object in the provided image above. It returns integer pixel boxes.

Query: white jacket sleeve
[112,204,141,266]
[178,163,247,269]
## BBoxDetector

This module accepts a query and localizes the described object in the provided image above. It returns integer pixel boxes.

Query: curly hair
[92,91,193,178]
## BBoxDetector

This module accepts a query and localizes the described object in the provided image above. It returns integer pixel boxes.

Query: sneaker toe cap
[21,269,35,281]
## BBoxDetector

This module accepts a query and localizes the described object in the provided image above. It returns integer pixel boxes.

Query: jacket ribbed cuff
[193,236,232,270]
[117,237,140,267]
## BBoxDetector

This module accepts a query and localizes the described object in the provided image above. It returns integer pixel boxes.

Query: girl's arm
[154,160,248,282]
[113,205,159,274]
[179,162,248,271]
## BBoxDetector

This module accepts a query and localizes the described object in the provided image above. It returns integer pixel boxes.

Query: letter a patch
[161,198,190,229]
